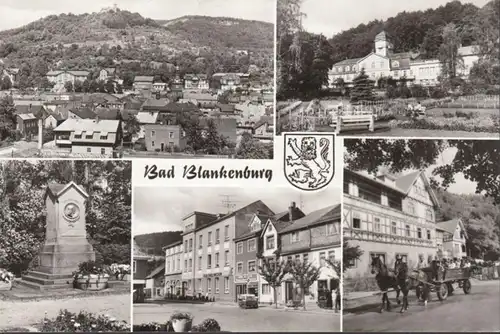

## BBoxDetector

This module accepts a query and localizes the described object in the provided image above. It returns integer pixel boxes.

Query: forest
[0,160,132,276]
[134,231,183,256]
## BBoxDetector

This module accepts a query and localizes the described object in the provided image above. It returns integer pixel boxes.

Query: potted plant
[109,263,131,281]
[73,261,110,291]
[170,312,193,332]
[0,268,14,291]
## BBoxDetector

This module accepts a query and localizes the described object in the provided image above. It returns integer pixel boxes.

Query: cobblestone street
[134,303,339,332]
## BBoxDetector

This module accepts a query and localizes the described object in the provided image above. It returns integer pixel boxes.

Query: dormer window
[345,66,350,71]
[393,61,400,68]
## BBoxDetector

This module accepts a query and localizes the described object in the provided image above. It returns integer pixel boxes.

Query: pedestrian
[334,285,341,313]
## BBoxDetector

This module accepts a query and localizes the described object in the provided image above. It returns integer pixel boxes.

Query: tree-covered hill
[434,188,500,261]
[327,0,489,63]
[160,15,274,51]
[134,231,183,256]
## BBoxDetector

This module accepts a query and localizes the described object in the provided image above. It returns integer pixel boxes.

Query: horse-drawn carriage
[412,267,472,302]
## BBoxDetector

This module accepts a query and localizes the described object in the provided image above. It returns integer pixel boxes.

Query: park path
[0,293,130,329]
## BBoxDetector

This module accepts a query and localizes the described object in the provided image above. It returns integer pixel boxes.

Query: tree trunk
[302,286,306,310]
[273,286,278,308]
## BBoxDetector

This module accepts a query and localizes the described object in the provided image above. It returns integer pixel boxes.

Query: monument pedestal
[20,182,96,291]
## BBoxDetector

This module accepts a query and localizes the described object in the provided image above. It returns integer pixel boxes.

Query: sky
[133,186,341,235]
[0,0,275,31]
[301,0,490,37]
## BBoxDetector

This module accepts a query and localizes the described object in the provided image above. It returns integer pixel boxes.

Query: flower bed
[108,263,131,281]
[389,115,500,133]
[40,309,129,332]
[133,312,221,332]
[0,268,14,291]
[73,261,110,291]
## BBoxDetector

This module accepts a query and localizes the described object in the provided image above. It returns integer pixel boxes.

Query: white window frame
[224,277,229,294]
[236,261,243,274]
[247,239,256,252]
[237,242,243,254]
[248,260,256,273]
[215,277,220,293]
[291,232,299,243]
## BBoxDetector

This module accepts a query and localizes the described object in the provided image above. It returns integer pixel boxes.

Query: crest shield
[283,133,335,191]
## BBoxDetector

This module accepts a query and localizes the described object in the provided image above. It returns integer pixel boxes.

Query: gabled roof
[146,263,165,279]
[45,181,89,201]
[280,204,341,234]
[54,118,120,133]
[136,111,159,124]
[94,108,121,120]
[69,108,96,119]
[394,171,439,207]
[332,57,363,67]
[375,31,391,42]
[141,98,169,109]
[15,105,45,117]
[17,113,36,120]
[134,76,154,83]
[436,219,468,239]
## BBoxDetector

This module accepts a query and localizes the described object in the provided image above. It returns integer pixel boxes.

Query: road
[134,303,339,332]
[343,281,500,332]
[0,293,130,329]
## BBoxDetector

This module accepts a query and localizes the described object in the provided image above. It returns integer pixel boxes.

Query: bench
[330,115,375,134]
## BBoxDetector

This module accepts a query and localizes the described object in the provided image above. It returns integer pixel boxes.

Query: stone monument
[20,182,96,290]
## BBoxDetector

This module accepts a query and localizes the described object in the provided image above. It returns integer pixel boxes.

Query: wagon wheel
[463,279,472,295]
[436,283,448,301]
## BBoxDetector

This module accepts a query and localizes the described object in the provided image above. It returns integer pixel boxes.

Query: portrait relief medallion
[63,203,80,222]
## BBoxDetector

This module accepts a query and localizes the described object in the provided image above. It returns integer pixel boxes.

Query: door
[161,143,165,151]
[285,281,294,302]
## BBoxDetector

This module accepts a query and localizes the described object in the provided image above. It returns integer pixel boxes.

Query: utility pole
[219,194,239,214]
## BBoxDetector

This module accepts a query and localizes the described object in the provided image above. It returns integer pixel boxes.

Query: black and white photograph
[276,0,499,137]
[0,160,131,332]
[132,187,341,332]
[0,0,274,159]
[341,139,500,332]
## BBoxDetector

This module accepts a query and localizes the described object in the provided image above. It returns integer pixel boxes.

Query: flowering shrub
[40,309,129,332]
[196,318,221,332]
[108,263,130,280]
[133,321,174,332]
[133,318,222,332]
[0,268,15,283]
[73,261,107,279]
[390,115,499,133]
[170,311,193,321]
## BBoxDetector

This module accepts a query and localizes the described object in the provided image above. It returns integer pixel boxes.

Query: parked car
[238,294,258,309]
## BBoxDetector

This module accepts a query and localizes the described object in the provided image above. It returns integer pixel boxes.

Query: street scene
[0,160,132,332]
[132,186,341,332]
[276,0,499,137]
[342,138,500,331]
[0,0,274,159]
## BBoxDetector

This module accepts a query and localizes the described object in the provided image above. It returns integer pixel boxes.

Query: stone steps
[17,279,73,291]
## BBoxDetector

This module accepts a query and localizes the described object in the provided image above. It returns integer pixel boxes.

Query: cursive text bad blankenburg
[144,165,273,182]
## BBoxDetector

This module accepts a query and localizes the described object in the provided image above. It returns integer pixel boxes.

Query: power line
[219,194,239,214]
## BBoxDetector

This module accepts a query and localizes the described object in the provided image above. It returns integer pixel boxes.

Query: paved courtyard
[134,303,339,332]
[343,280,500,332]
[0,293,130,329]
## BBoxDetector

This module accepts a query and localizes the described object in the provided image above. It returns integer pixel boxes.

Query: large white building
[328,31,480,87]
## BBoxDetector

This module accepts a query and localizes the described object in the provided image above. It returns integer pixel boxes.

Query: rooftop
[54,118,120,133]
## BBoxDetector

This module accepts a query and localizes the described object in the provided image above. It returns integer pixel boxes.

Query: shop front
[164,273,182,298]
[234,273,259,302]
[315,266,339,309]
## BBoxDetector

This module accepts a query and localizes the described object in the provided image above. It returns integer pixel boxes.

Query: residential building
[163,241,184,297]
[252,116,274,143]
[279,204,341,306]
[2,68,19,86]
[133,76,154,91]
[44,112,65,129]
[328,31,480,87]
[140,98,170,112]
[67,108,96,120]
[181,201,274,302]
[153,82,168,92]
[199,118,238,145]
[136,111,159,139]
[184,74,209,90]
[343,168,440,281]
[258,202,306,304]
[99,68,117,82]
[133,239,156,303]
[182,92,218,109]
[144,124,187,152]
[436,219,468,259]
[46,70,89,92]
[16,113,38,137]
[145,264,166,300]
[53,118,123,156]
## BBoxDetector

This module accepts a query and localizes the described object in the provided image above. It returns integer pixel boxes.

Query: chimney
[288,202,296,221]
[37,118,43,150]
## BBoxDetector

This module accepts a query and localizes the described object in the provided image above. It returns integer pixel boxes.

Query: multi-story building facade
[163,240,184,296]
[180,201,274,302]
[279,204,341,306]
[144,124,187,152]
[343,168,440,280]
[184,74,209,90]
[436,218,468,259]
[328,31,480,87]
[46,70,90,92]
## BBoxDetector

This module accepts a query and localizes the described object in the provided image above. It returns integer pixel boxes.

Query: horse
[370,257,401,312]
[394,261,411,313]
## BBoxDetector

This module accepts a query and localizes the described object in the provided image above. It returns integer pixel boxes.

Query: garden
[39,309,130,332]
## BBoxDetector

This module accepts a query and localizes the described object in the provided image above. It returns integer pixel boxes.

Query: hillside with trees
[434,188,500,261]
[134,231,183,255]
[278,0,499,99]
[0,9,274,91]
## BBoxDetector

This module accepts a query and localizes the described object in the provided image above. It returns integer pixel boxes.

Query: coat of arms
[284,133,335,191]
